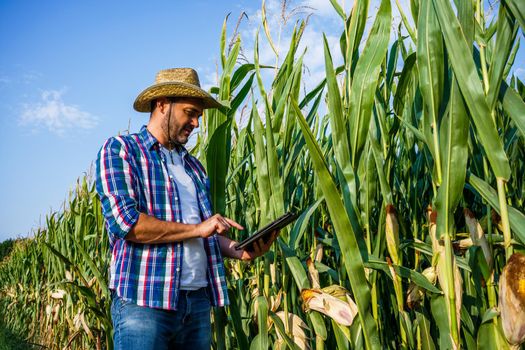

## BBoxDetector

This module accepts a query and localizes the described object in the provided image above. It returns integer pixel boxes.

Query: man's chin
[175,137,189,145]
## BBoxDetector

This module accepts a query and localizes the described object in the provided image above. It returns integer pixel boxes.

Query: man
[96,68,275,349]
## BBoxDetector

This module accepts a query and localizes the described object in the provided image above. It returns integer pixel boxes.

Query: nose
[191,116,199,129]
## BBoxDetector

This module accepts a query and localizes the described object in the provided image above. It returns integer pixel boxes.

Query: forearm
[126,213,198,244]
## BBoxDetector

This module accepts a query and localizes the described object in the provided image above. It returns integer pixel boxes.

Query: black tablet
[235,212,299,251]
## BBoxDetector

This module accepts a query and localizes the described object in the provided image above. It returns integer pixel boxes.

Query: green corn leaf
[395,113,427,143]
[220,14,228,68]
[323,36,360,226]
[432,0,511,180]
[265,103,285,220]
[230,63,273,92]
[415,311,436,350]
[394,0,417,43]
[410,0,419,25]
[435,77,469,235]
[43,242,88,287]
[272,25,301,113]
[430,294,454,349]
[404,240,472,272]
[417,0,444,183]
[487,5,517,110]
[227,289,249,350]
[500,81,525,139]
[329,0,346,21]
[348,0,391,169]
[292,100,380,349]
[230,64,255,92]
[229,73,255,117]
[394,52,417,119]
[332,319,351,349]
[345,0,370,71]
[219,37,241,103]
[323,34,353,180]
[365,259,441,294]
[252,103,272,226]
[456,0,475,47]
[369,132,393,205]
[261,0,278,56]
[503,0,525,32]
[273,52,304,136]
[468,173,525,244]
[214,308,227,350]
[250,296,269,350]
[289,197,324,250]
[207,120,232,214]
[386,40,400,90]
[73,239,109,299]
[477,315,511,350]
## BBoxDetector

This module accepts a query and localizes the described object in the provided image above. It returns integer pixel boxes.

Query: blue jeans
[111,288,211,350]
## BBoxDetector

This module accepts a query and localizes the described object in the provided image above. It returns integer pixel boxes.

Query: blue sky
[0,0,254,240]
[0,0,523,242]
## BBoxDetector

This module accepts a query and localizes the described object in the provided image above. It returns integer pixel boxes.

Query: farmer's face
[164,98,204,145]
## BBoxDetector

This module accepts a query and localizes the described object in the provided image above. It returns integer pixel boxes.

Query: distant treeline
[0,239,16,262]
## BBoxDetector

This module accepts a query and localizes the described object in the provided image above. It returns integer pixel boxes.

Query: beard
[163,118,193,145]
[175,124,193,144]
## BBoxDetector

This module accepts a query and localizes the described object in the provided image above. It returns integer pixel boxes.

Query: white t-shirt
[160,146,208,290]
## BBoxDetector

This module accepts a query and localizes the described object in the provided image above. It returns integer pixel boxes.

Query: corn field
[1,0,525,349]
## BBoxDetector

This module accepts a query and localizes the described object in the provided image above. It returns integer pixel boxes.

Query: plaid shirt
[95,125,229,310]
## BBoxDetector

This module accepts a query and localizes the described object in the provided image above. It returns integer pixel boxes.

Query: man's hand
[217,231,279,261]
[238,231,279,261]
[194,214,244,238]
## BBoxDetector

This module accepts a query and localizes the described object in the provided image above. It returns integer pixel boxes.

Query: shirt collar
[139,125,158,150]
[139,125,188,158]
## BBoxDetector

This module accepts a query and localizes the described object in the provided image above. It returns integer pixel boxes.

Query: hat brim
[133,81,222,112]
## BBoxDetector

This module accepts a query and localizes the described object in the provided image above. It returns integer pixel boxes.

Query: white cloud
[19,89,98,136]
[201,0,415,108]
[304,0,339,17]
[303,0,354,20]
[516,68,525,81]
[21,71,43,84]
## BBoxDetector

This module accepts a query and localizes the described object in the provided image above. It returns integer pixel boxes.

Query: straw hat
[133,68,221,112]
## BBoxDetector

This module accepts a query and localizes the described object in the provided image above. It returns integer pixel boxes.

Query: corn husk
[51,289,67,300]
[65,269,73,282]
[314,241,324,263]
[306,258,320,289]
[385,204,400,265]
[499,253,525,346]
[272,311,310,350]
[464,208,493,268]
[301,286,358,326]
[53,303,61,323]
[428,208,462,346]
[45,304,52,318]
[407,267,437,309]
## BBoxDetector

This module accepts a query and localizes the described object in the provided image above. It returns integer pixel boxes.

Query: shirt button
[175,197,179,200]
[169,175,173,179]
[176,268,180,272]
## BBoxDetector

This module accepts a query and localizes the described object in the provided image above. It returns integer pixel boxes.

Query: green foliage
[0,239,15,262]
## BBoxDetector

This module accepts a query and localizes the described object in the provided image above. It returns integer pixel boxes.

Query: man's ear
[156,97,170,114]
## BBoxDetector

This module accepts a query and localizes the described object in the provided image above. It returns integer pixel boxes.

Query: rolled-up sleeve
[95,137,140,239]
